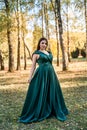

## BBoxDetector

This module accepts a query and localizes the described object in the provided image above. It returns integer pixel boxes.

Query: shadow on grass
[0,72,87,86]
[60,76,87,83]
[0,85,87,130]
[0,77,28,86]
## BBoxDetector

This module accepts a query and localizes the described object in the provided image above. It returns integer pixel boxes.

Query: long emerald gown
[18,50,69,123]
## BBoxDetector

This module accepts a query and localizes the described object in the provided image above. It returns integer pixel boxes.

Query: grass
[0,61,87,130]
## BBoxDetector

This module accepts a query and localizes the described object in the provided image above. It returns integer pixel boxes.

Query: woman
[18,37,69,123]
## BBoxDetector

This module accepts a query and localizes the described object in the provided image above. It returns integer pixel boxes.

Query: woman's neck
[39,49,46,51]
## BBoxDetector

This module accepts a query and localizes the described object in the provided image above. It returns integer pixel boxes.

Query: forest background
[0,0,87,130]
[0,0,87,71]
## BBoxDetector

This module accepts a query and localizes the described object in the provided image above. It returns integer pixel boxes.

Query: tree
[84,0,87,59]
[21,13,32,69]
[72,0,87,59]
[61,0,71,62]
[4,0,14,72]
[55,0,68,70]
[15,0,33,70]
[44,1,50,39]
[42,1,45,37]
[16,0,21,70]
[65,0,71,62]
[0,50,4,70]
[50,0,60,66]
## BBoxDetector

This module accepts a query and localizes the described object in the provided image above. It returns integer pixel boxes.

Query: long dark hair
[37,37,48,50]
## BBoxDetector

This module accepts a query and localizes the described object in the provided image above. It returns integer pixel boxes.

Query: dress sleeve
[32,50,38,57]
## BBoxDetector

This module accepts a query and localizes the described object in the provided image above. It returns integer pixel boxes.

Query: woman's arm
[28,54,38,83]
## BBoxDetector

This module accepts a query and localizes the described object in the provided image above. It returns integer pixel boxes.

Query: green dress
[18,50,69,123]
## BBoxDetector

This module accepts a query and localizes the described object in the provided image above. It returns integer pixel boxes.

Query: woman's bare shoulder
[32,50,40,60]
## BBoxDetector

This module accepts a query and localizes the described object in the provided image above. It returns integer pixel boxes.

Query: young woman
[18,37,69,123]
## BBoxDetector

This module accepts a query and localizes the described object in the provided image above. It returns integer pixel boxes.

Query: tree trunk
[0,50,4,70]
[55,1,59,66]
[84,0,87,59]
[44,3,50,40]
[66,1,71,62]
[22,32,27,70]
[23,39,27,70]
[24,43,32,60]
[56,0,68,71]
[42,1,44,37]
[21,12,27,70]
[16,0,21,70]
[4,0,14,72]
[50,0,60,66]
[21,35,32,60]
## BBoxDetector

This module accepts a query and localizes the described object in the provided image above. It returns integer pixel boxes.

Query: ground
[0,60,87,130]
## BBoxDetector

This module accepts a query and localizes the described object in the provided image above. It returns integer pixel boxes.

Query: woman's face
[39,40,47,50]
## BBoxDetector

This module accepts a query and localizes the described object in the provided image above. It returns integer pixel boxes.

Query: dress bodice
[33,50,53,66]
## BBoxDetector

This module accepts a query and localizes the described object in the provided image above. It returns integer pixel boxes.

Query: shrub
[71,48,79,58]
[81,49,86,58]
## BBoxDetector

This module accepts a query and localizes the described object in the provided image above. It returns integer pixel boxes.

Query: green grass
[0,61,87,130]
